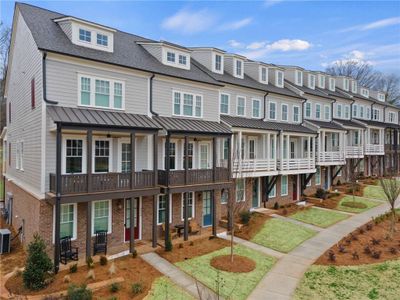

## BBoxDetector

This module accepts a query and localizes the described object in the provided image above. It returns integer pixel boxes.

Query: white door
[199,143,211,169]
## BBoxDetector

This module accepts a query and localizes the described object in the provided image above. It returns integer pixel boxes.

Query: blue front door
[203,191,212,226]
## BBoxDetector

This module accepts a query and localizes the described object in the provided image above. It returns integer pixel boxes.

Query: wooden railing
[365,144,384,155]
[49,171,155,195]
[233,159,276,173]
[317,151,345,163]
[278,158,315,171]
[345,146,364,158]
[158,167,230,186]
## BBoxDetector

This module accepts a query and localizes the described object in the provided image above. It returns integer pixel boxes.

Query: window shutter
[31,78,36,109]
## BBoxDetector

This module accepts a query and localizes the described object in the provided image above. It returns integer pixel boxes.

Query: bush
[239,210,251,225]
[371,238,380,245]
[178,243,184,249]
[364,245,372,255]
[366,223,373,231]
[132,249,138,258]
[131,282,143,295]
[67,284,92,300]
[358,227,365,235]
[315,188,327,200]
[328,250,336,262]
[23,234,53,290]
[338,244,346,253]
[100,256,108,266]
[69,263,78,274]
[372,251,382,259]
[389,247,398,254]
[109,282,120,293]
[352,251,359,260]
[165,235,173,252]
[273,202,279,210]
[86,256,94,269]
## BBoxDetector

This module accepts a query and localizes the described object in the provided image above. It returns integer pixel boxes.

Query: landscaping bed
[290,207,348,228]
[336,195,381,213]
[146,276,194,300]
[6,255,161,299]
[274,202,312,216]
[234,212,270,241]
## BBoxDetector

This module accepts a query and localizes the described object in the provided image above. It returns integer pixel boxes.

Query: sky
[1,0,400,75]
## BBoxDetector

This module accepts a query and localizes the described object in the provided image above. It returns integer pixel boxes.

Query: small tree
[379,170,400,239]
[23,234,53,290]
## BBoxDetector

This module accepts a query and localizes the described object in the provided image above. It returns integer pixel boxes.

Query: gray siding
[191,51,213,72]
[58,21,72,40]
[244,63,259,83]
[303,95,332,121]
[224,57,234,75]
[141,44,162,62]
[6,11,44,195]
[266,94,303,123]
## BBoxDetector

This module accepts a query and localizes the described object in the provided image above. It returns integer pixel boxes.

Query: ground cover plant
[363,185,386,201]
[289,207,348,228]
[147,276,194,300]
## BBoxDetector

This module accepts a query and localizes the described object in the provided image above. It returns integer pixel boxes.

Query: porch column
[322,131,326,161]
[129,197,135,253]
[212,190,217,236]
[54,124,62,273]
[266,133,270,168]
[213,137,217,181]
[307,136,311,169]
[286,135,290,162]
[183,192,188,241]
[87,129,92,192]
[130,132,136,189]
[86,201,92,258]
[164,134,171,246]
[152,195,157,248]
[153,132,158,186]
[274,134,277,168]
[280,133,284,170]
[262,134,266,160]
[227,136,232,179]
[238,131,243,160]
[312,137,316,168]
[184,136,189,185]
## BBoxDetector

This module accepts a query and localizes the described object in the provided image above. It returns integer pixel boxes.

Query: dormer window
[96,33,108,46]
[178,55,187,65]
[361,88,369,98]
[329,78,335,91]
[309,74,316,89]
[344,79,349,91]
[167,52,175,63]
[260,66,268,84]
[378,93,385,101]
[79,29,91,42]
[215,54,222,72]
[276,70,284,88]
[351,81,357,93]
[234,59,244,78]
[318,75,325,89]
[295,70,303,86]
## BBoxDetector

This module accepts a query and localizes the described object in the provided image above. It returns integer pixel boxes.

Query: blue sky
[1,0,400,74]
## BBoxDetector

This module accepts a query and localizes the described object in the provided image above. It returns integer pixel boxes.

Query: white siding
[266,94,303,123]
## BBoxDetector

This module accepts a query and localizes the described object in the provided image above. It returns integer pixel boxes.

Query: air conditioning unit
[0,229,11,254]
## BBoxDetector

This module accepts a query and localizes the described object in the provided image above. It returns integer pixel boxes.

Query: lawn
[251,218,317,253]
[294,260,400,300]
[175,245,276,300]
[147,276,194,300]
[363,185,387,201]
[290,207,348,228]
[336,195,381,213]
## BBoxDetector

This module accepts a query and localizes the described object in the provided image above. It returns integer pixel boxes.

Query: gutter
[148,74,158,116]
[42,52,58,105]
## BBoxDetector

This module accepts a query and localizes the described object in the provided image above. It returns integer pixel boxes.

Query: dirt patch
[156,237,230,264]
[210,254,256,273]
[5,256,161,299]
[235,213,270,240]
[315,214,400,266]
[0,217,26,276]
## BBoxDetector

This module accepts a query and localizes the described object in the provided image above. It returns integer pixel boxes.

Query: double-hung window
[173,91,202,117]
[183,94,193,116]
[269,102,276,120]
[319,75,325,88]
[157,195,167,224]
[66,139,83,173]
[183,142,193,169]
[281,104,288,121]
[315,167,321,185]
[167,142,176,170]
[80,77,91,106]
[281,175,288,196]
[252,99,260,118]
[79,29,91,42]
[94,140,110,173]
[353,104,358,117]
[237,96,245,116]
[60,204,76,239]
[366,107,370,119]
[295,70,303,86]
[324,105,330,120]
[337,104,342,118]
[293,106,300,122]
[215,54,222,72]
[167,51,175,63]
[316,104,321,119]
[269,183,276,198]
[260,67,268,83]
[181,192,194,220]
[236,179,245,202]
[305,102,311,118]
[329,78,335,91]
[96,33,108,46]
[92,200,111,234]
[309,75,315,89]
[345,105,350,119]
[235,60,243,77]
[178,55,187,65]
[276,71,284,87]
[373,109,380,121]
[220,94,229,114]
[95,80,110,107]
[389,112,395,123]
[249,138,256,159]
[360,106,364,118]
[121,143,131,173]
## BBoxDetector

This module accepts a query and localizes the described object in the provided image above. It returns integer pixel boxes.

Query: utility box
[0,228,11,254]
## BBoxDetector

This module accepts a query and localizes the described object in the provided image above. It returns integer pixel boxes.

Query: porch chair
[189,220,201,235]
[60,236,79,265]
[161,223,178,240]
[93,230,108,256]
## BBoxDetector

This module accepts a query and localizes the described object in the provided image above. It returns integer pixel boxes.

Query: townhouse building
[2,3,399,272]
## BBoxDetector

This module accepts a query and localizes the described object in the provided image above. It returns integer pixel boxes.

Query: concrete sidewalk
[249,202,394,300]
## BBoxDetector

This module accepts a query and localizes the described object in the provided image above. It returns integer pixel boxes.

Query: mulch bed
[210,255,256,273]
[334,183,365,197]
[156,237,230,264]
[315,215,400,266]
[235,213,270,240]
[5,256,161,299]
[306,194,345,210]
[275,203,308,216]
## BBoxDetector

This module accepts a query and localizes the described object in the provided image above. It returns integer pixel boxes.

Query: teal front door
[202,191,212,226]
[252,178,259,208]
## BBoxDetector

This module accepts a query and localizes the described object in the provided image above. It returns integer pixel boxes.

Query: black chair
[60,236,78,265]
[93,230,107,256]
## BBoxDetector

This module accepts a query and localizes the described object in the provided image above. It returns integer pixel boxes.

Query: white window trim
[172,90,203,118]
[293,105,300,123]
[162,47,190,70]
[324,105,330,121]
[198,141,212,169]
[337,103,342,118]
[318,75,325,89]
[315,167,321,185]
[221,189,229,204]
[181,140,196,169]
[181,192,195,221]
[163,139,178,170]
[91,200,112,236]
[212,53,224,74]
[157,194,173,225]
[52,203,78,243]
[281,175,288,196]
[315,104,321,119]
[252,98,261,118]
[16,141,24,171]
[92,137,113,173]
[281,103,288,121]
[305,102,312,118]
[269,184,276,198]
[62,135,87,175]
[233,58,244,79]
[72,23,113,52]
[269,101,277,120]
[345,105,350,119]
[352,81,357,93]
[78,73,125,110]
[259,66,268,84]
[236,96,246,116]
[248,136,257,159]
[353,104,358,117]
[117,138,137,172]
[236,178,246,202]
[219,93,230,115]
[295,70,303,86]
[329,78,335,91]
[275,70,284,88]
[308,74,315,89]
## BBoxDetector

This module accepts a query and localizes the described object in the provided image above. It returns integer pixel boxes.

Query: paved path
[249,201,395,300]
[270,214,324,232]
[217,232,285,259]
[141,252,220,300]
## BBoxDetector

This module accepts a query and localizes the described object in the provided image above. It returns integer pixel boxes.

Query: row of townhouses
[2,3,399,271]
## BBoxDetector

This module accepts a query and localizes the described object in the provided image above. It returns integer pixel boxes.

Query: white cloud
[264,0,284,8]
[323,50,375,67]
[246,41,268,50]
[219,17,253,31]
[340,17,400,32]
[228,39,245,49]
[268,39,311,52]
[161,9,216,34]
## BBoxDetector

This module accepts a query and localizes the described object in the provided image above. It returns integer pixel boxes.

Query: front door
[292,176,298,201]
[125,198,140,242]
[202,191,212,226]
[252,178,259,208]
[199,143,211,169]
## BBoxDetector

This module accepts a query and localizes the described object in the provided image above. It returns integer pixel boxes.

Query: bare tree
[0,23,11,131]
[375,73,400,105]
[379,170,400,239]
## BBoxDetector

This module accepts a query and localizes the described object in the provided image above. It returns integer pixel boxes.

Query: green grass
[363,185,387,201]
[290,207,348,228]
[251,218,317,253]
[294,260,400,300]
[336,195,381,213]
[175,245,276,300]
[147,276,194,300]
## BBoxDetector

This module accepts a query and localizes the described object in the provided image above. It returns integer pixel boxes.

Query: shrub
[352,251,359,260]
[338,244,346,253]
[100,256,108,266]
[364,245,372,255]
[165,235,173,252]
[23,234,53,290]
[189,241,194,246]
[366,223,373,231]
[109,282,120,293]
[178,243,184,249]
[132,249,138,258]
[350,233,358,241]
[239,210,251,225]
[69,263,78,273]
[358,227,365,235]
[372,251,382,259]
[315,188,327,200]
[131,282,143,295]
[328,250,336,262]
[86,270,95,280]
[86,256,94,269]
[273,202,279,210]
[371,238,380,245]
[67,284,92,300]
[389,247,398,254]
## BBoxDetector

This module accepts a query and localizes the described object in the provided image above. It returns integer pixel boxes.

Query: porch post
[265,176,269,208]
[86,201,92,258]
[307,136,311,169]
[266,134,270,168]
[130,132,136,189]
[213,137,217,181]
[152,195,157,248]
[212,190,217,236]
[227,136,232,178]
[153,132,158,186]
[54,123,62,273]
[280,133,284,170]
[184,136,188,185]
[129,197,135,253]
[164,134,171,246]
[183,192,188,241]
[286,135,290,162]
[322,131,326,161]
[87,129,92,192]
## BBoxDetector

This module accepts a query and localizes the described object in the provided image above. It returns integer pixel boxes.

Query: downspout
[370,103,375,120]
[261,92,269,120]
[330,99,336,121]
[149,74,158,116]
[42,52,58,105]
[300,99,306,125]
[350,99,355,119]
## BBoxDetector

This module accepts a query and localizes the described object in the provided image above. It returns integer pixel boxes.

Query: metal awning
[333,118,365,129]
[154,116,231,135]
[305,119,346,131]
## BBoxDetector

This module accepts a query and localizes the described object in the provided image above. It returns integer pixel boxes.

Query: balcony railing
[317,151,345,163]
[158,167,230,186]
[365,144,384,155]
[49,171,155,195]
[278,158,315,171]
[233,159,276,173]
[345,146,364,158]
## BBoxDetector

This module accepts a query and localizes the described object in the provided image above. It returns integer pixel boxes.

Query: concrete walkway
[249,201,395,300]
[270,214,324,232]
[141,252,220,300]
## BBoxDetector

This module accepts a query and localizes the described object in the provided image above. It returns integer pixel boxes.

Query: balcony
[317,151,345,165]
[365,144,384,155]
[49,171,155,195]
[345,146,364,158]
[158,167,230,187]
[278,158,315,174]
[232,159,277,177]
